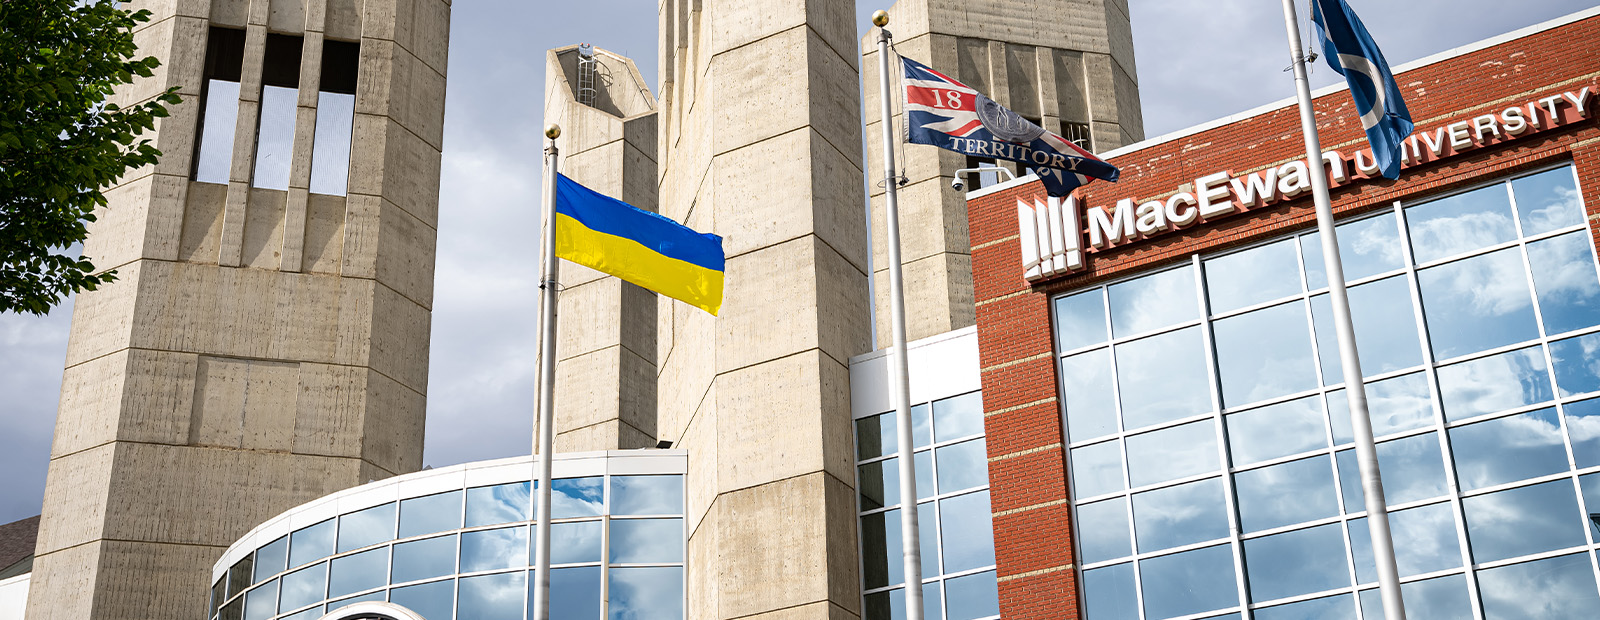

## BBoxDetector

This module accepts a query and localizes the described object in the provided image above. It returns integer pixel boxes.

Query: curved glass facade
[1056,165,1600,619]
[208,453,686,620]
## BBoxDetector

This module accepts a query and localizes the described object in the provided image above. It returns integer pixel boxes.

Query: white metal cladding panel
[850,327,982,419]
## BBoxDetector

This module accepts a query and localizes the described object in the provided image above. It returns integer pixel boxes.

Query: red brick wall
[968,13,1600,619]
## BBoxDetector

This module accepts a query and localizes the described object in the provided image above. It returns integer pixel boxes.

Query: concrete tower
[656,1,871,619]
[862,0,1143,346]
[28,0,449,617]
[542,44,661,453]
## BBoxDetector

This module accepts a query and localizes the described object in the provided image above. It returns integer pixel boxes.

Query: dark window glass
[862,582,939,620]
[253,536,287,584]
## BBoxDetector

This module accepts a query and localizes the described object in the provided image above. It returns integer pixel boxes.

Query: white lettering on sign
[1018,86,1596,282]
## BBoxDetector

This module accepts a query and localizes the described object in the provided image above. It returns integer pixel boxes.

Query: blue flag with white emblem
[1313,0,1413,180]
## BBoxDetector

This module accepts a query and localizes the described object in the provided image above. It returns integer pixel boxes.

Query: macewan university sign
[1019,86,1594,281]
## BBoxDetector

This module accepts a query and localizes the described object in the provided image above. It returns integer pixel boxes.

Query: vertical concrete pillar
[542,45,661,452]
[657,1,870,618]
[861,0,1145,347]
[25,0,450,617]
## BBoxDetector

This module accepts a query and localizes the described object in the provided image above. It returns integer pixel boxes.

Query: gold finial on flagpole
[545,123,561,139]
[871,10,889,27]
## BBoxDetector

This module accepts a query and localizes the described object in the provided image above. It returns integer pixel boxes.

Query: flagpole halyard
[530,123,562,620]
[1280,2,1407,618]
[874,10,927,620]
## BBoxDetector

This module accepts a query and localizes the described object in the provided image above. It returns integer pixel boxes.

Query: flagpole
[872,11,925,620]
[1280,2,1406,618]
[530,123,562,620]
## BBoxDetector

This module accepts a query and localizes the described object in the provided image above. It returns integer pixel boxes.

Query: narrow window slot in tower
[253,33,304,191]
[193,27,246,184]
[310,39,359,196]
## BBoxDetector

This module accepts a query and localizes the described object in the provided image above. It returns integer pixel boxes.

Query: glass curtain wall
[207,474,685,620]
[857,390,1001,620]
[1057,165,1600,619]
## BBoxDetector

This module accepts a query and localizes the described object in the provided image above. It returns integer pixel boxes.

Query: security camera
[951,178,965,192]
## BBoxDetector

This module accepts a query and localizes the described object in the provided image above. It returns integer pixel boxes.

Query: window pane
[1450,408,1567,490]
[1056,289,1109,351]
[278,605,322,620]
[1215,301,1318,406]
[611,475,683,516]
[253,536,287,584]
[944,570,1000,620]
[1463,480,1587,563]
[1139,544,1238,619]
[1358,573,1473,620]
[1407,183,1517,263]
[1550,332,1600,396]
[1328,372,1434,441]
[1071,440,1124,499]
[309,91,354,195]
[548,521,599,565]
[466,482,530,528]
[1477,553,1600,619]
[862,583,940,620]
[229,555,253,602]
[1349,503,1461,582]
[242,579,276,620]
[1581,474,1600,537]
[327,590,384,609]
[1303,212,1404,289]
[610,519,683,564]
[1109,266,1198,337]
[1132,478,1229,552]
[1337,433,1447,511]
[912,403,932,448]
[196,79,241,184]
[1227,396,1326,466]
[933,391,983,442]
[1527,231,1600,335]
[458,571,526,620]
[1078,497,1131,564]
[337,502,395,553]
[1437,345,1552,421]
[1205,238,1302,314]
[391,578,454,620]
[1116,327,1212,429]
[253,85,297,190]
[1567,398,1600,468]
[1083,563,1138,620]
[552,477,604,518]
[1511,167,1583,236]
[1254,594,1354,620]
[463,525,530,572]
[857,413,896,460]
[609,567,683,620]
[277,562,326,613]
[940,491,996,573]
[1062,348,1118,442]
[1234,456,1339,532]
[1418,248,1539,360]
[1312,276,1423,385]
[1126,420,1218,488]
[549,566,601,620]
[392,534,456,584]
[860,505,937,589]
[399,491,462,539]
[1244,523,1350,601]
[327,547,387,600]
[935,439,987,494]
[288,519,335,568]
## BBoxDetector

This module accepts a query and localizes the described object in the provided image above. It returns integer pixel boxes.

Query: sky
[0,0,1594,525]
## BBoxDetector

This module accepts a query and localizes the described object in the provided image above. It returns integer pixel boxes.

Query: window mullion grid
[1192,255,1251,620]
[1092,281,1147,620]
[1557,163,1600,602]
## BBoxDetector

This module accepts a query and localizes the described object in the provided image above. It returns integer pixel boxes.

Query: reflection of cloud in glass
[1242,524,1349,602]
[1083,563,1138,620]
[1462,480,1586,563]
[1418,248,1539,360]
[1437,346,1551,421]
[1512,167,1583,236]
[1406,184,1516,263]
[1108,266,1198,337]
[1077,498,1131,564]
[1138,544,1238,619]
[1527,231,1600,335]
[939,491,996,573]
[1550,333,1600,396]
[1214,301,1317,407]
[399,490,462,538]
[1352,503,1460,583]
[462,526,529,572]
[1227,396,1325,466]
[1338,434,1447,511]
[933,391,984,442]
[1449,408,1567,491]
[1116,327,1212,429]
[1204,239,1301,314]
[1477,553,1600,619]
[1234,456,1338,532]
[1126,421,1218,487]
[457,571,526,620]
[548,521,602,565]
[1253,593,1351,620]
[609,519,683,564]
[610,476,684,516]
[289,519,335,568]
[608,567,684,620]
[466,482,530,528]
[1312,276,1422,384]
[277,562,326,613]
[1360,573,1473,620]
[1055,290,1108,352]
[552,477,604,518]
[1562,398,1600,469]
[1303,212,1405,289]
[1071,440,1124,498]
[1132,478,1229,552]
[1062,348,1117,442]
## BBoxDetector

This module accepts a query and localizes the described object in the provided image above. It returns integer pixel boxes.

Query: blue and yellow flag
[553,174,725,315]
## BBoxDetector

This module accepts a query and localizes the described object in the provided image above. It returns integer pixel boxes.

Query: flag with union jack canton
[901,56,1119,196]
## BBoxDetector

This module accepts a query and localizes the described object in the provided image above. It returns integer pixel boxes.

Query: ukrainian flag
[553,174,725,315]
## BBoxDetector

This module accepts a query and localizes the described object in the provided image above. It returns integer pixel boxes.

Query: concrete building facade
[861,0,1143,348]
[28,0,450,618]
[541,44,661,453]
